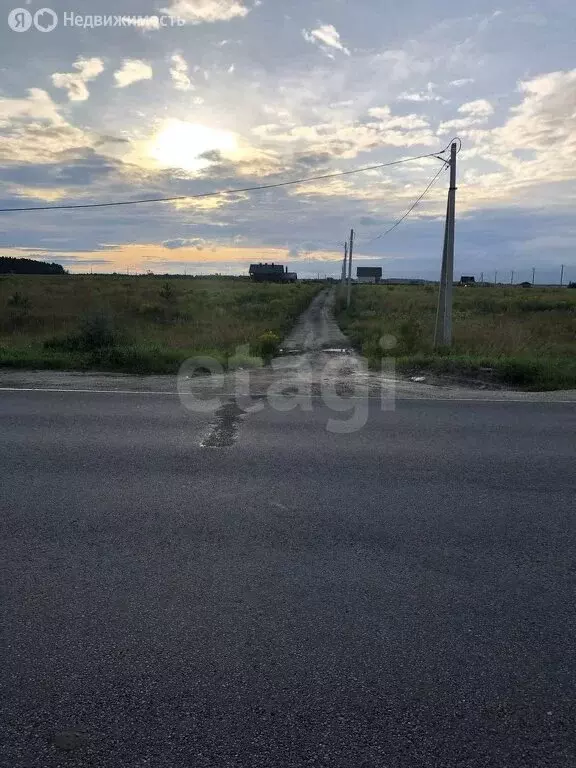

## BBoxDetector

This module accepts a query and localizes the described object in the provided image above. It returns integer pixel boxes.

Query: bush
[255,331,281,361]
[44,311,116,352]
[159,282,175,302]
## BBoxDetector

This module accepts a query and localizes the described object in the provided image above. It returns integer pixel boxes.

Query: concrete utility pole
[346,228,354,308]
[480,271,484,284]
[560,264,565,287]
[341,241,348,284]
[434,142,457,348]
[510,270,514,285]
[532,267,536,286]
[494,270,498,286]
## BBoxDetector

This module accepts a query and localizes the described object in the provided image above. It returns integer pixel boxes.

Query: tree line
[0,256,67,275]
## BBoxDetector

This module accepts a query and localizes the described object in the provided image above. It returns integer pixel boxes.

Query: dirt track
[282,289,349,352]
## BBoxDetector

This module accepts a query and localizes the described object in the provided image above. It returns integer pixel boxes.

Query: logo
[7,7,58,32]
[8,7,32,31]
[34,7,58,31]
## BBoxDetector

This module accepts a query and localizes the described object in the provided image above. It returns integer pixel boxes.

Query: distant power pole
[510,270,514,285]
[480,271,484,284]
[494,270,498,286]
[532,267,535,286]
[346,228,354,308]
[560,264,565,287]
[341,242,348,284]
[434,142,458,348]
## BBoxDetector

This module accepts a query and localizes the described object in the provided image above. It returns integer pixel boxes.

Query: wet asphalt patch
[200,400,247,448]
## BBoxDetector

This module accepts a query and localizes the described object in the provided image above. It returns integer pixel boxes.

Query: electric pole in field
[341,241,348,285]
[434,142,458,348]
[346,228,354,308]
[480,271,484,284]
[510,270,514,285]
[532,267,535,286]
[560,264,565,287]
[494,270,498,286]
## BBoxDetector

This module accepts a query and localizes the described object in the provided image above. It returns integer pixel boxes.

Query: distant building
[519,281,532,288]
[460,275,476,286]
[249,263,297,283]
[356,267,382,284]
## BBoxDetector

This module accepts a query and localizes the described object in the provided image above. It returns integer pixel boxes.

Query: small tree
[159,282,175,302]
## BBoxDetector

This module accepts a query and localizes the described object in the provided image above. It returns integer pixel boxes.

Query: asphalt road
[2,389,576,768]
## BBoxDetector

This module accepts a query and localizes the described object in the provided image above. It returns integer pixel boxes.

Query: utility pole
[494,270,498,286]
[341,241,348,284]
[510,270,514,285]
[434,142,457,348]
[532,267,535,286]
[346,228,354,308]
[480,271,484,284]
[560,264,565,287]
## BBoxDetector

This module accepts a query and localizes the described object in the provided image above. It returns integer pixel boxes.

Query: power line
[0,150,449,214]
[361,163,448,246]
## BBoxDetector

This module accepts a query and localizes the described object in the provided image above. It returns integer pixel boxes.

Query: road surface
[2,291,576,767]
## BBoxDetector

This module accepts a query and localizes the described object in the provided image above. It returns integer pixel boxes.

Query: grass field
[0,275,321,374]
[336,284,576,390]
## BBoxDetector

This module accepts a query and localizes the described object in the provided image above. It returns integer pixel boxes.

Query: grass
[335,284,576,390]
[0,275,322,374]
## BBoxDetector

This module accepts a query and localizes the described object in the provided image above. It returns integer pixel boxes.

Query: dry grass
[336,284,576,390]
[0,275,321,374]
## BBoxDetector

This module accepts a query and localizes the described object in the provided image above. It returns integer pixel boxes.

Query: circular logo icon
[8,7,32,31]
[33,7,58,32]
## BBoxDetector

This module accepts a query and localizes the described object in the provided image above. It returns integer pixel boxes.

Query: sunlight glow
[149,119,237,173]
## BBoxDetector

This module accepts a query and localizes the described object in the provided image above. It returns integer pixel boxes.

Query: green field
[0,275,321,374]
[336,284,576,390]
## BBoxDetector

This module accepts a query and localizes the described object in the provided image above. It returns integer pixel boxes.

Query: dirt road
[282,289,349,353]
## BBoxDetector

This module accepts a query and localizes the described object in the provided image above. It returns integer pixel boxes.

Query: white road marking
[0,386,575,403]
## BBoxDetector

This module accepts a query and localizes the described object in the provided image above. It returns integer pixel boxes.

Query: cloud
[0,90,94,165]
[51,57,105,102]
[438,99,494,135]
[449,78,475,88]
[397,83,446,103]
[114,60,153,88]
[459,99,494,117]
[169,54,193,91]
[303,24,350,56]
[0,88,64,126]
[160,0,250,24]
[163,237,206,249]
[254,106,436,159]
[437,116,482,134]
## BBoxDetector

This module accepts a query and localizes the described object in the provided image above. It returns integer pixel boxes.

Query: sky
[0,0,575,282]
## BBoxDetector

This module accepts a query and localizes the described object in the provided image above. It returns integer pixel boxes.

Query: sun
[148,119,238,173]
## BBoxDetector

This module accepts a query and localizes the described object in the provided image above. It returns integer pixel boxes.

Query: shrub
[44,311,116,352]
[7,292,31,310]
[255,331,281,361]
[159,282,175,302]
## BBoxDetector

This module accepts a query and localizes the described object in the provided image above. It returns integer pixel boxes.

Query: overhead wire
[360,162,449,247]
[0,148,452,214]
